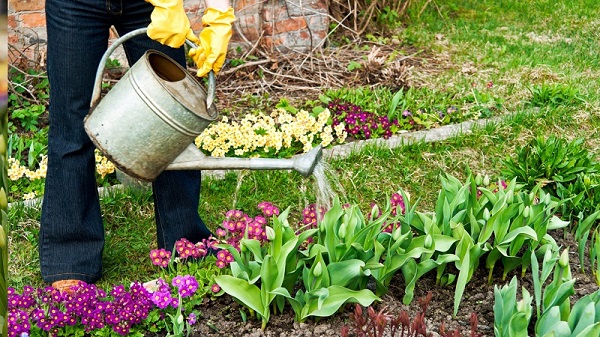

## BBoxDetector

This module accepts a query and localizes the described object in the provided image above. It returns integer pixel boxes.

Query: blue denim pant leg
[40,0,212,284]
[40,0,114,284]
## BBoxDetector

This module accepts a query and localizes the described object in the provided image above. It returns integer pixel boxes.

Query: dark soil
[188,231,599,337]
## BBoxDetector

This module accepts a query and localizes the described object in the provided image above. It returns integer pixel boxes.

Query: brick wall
[8,0,329,64]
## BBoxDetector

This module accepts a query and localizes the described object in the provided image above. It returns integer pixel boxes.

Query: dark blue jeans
[40,0,212,284]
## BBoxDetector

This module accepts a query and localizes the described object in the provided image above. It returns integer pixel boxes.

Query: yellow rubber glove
[188,7,235,77]
[146,0,199,48]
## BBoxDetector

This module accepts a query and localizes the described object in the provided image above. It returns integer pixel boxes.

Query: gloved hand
[146,0,199,48]
[188,7,235,77]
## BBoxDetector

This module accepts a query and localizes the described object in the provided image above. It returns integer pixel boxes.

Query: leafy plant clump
[494,248,600,337]
[526,83,585,107]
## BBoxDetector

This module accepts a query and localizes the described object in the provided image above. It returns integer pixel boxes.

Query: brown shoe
[51,279,82,294]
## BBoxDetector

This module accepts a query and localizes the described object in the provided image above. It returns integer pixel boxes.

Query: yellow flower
[23,192,37,200]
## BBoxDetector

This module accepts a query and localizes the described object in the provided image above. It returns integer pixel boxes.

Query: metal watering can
[84,28,322,182]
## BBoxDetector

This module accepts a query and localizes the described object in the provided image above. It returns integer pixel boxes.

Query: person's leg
[114,1,213,252]
[40,0,113,284]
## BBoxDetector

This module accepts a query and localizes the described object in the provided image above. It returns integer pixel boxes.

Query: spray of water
[310,160,345,222]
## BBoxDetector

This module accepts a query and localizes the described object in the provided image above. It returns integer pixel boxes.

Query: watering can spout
[166,145,323,177]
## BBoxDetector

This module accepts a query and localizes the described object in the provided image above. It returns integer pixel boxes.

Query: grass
[9,0,600,295]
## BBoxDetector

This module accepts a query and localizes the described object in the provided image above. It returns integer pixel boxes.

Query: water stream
[310,159,346,222]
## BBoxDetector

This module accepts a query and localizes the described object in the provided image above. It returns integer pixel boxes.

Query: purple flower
[172,275,199,298]
[187,312,197,325]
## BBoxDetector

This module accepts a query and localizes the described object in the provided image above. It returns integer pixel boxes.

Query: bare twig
[221,59,271,75]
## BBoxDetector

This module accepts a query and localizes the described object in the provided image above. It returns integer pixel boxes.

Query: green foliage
[502,135,599,197]
[408,171,566,317]
[323,83,500,131]
[574,210,600,273]
[9,103,45,133]
[591,227,600,286]
[7,131,47,169]
[275,198,383,322]
[556,173,600,222]
[496,248,600,336]
[534,249,600,337]
[375,6,401,29]
[104,58,122,70]
[493,277,533,337]
[347,61,362,71]
[527,83,585,107]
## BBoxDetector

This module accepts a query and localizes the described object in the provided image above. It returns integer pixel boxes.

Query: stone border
[10,116,503,209]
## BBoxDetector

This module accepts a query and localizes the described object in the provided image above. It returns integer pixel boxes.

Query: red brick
[8,14,17,28]
[235,0,259,11]
[8,34,19,44]
[9,0,44,12]
[261,36,284,51]
[20,12,46,28]
[264,17,307,36]
[262,6,287,22]
[233,26,260,41]
[190,18,203,32]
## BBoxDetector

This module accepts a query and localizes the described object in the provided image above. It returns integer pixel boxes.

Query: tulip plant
[574,209,600,272]
[271,197,388,322]
[214,207,317,329]
[591,226,600,286]
[496,248,600,336]
[533,249,600,337]
[310,197,386,290]
[272,248,379,323]
[493,276,533,337]
[406,171,568,317]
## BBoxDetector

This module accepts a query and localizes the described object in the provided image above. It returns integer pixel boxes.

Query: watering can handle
[90,27,216,109]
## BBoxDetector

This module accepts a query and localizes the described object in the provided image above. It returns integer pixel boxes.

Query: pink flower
[150,249,171,267]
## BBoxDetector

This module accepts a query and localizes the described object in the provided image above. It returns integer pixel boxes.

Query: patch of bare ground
[211,39,445,117]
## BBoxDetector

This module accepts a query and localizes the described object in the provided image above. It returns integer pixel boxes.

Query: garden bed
[151,231,597,337]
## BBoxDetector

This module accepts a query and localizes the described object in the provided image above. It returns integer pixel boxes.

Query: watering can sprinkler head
[293,145,323,177]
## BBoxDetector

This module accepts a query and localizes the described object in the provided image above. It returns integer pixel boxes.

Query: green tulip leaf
[215,275,265,317]
[508,312,530,337]
[568,298,595,336]
[574,323,600,337]
[537,306,564,336]
[302,286,379,320]
[327,259,366,287]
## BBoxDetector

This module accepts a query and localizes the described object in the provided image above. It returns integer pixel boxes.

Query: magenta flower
[390,192,406,215]
[257,202,280,216]
[149,248,171,268]
[172,275,198,298]
[211,284,221,294]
